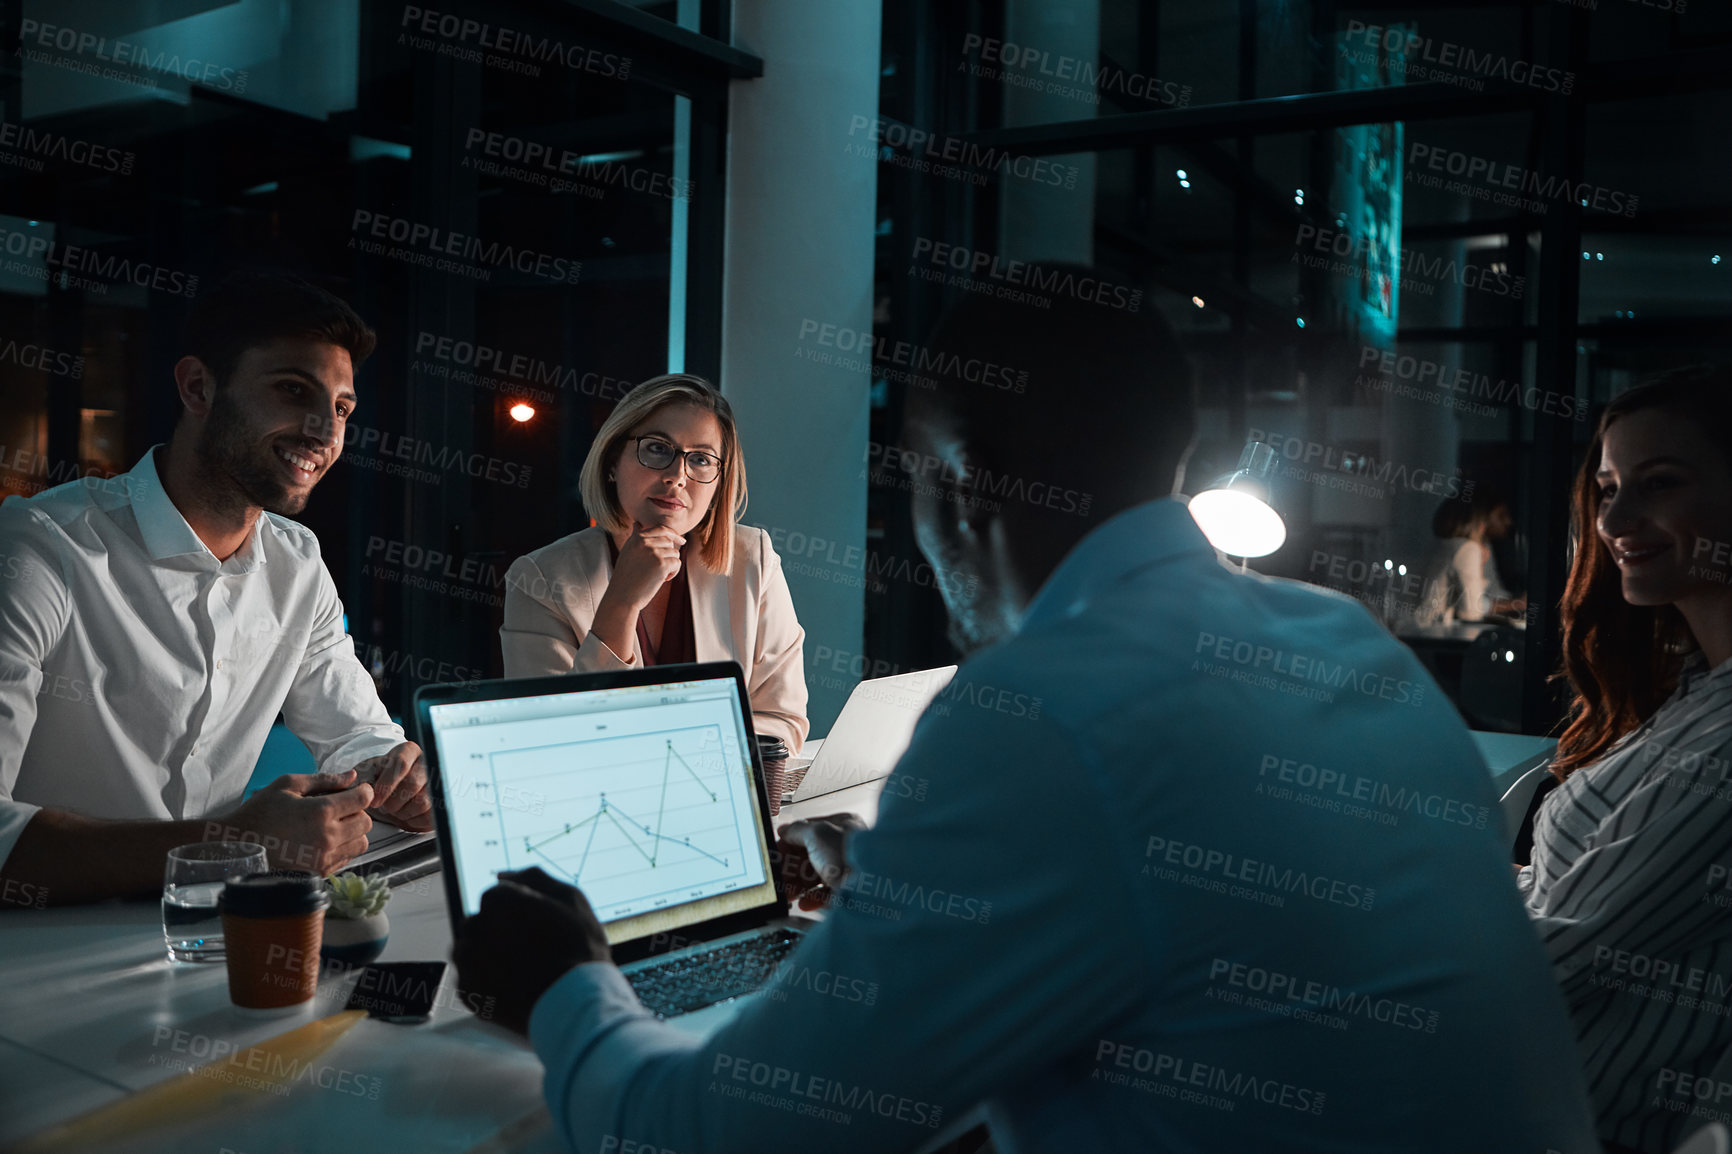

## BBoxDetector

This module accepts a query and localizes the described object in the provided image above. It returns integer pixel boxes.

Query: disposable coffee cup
[219,872,330,1011]
[756,735,790,817]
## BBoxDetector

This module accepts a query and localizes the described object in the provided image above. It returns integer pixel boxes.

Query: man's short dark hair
[913,261,1196,515]
[184,270,376,385]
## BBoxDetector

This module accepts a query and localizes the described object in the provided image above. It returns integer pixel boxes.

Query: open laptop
[415,662,804,1030]
[788,666,957,802]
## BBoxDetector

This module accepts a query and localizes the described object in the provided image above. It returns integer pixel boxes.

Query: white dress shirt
[526,498,1599,1154]
[0,447,403,868]
[1415,537,1509,625]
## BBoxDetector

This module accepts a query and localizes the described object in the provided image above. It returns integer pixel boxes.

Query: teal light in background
[350,137,410,163]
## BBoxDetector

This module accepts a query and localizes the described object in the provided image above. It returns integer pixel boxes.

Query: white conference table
[0,731,1545,1151]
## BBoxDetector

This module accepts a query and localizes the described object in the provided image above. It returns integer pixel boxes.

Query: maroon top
[605,535,698,667]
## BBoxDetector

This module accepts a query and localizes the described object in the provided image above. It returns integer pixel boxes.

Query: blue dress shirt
[530,498,1600,1153]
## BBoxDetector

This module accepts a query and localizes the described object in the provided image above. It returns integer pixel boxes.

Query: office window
[0,0,748,713]
[869,0,1731,735]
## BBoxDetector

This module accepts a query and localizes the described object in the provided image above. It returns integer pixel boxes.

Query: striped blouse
[1518,652,1732,1154]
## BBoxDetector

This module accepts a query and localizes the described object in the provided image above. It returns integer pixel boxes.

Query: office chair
[1459,625,1523,732]
[1500,763,1554,856]
[1673,1122,1731,1154]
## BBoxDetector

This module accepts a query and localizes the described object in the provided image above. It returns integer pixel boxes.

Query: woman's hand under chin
[608,520,685,610]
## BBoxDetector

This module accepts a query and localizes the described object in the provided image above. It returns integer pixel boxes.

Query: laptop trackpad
[662,992,758,1040]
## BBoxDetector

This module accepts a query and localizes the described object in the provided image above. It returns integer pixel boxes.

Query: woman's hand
[605,521,686,611]
[591,521,685,662]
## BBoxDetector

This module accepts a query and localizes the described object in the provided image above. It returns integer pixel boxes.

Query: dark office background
[2,0,1727,738]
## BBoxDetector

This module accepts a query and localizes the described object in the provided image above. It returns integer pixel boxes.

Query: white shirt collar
[129,446,268,571]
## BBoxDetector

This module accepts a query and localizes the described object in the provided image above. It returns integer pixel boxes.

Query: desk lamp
[1188,440,1287,565]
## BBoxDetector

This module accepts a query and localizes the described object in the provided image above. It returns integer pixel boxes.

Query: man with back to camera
[451,268,1601,1152]
[0,270,432,907]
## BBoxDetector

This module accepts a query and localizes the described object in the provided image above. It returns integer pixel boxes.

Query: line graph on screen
[485,725,749,909]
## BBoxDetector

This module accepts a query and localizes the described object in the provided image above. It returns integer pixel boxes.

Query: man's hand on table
[228,770,375,873]
[452,867,611,1035]
[352,742,434,832]
[775,812,866,911]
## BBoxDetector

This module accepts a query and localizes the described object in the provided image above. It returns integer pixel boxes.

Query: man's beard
[196,388,309,515]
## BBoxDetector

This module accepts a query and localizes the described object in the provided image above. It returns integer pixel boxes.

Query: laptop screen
[425,674,777,946]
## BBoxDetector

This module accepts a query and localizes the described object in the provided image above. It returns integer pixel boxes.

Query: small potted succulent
[320,872,391,967]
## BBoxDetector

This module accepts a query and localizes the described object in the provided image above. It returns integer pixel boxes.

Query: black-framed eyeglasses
[631,436,722,483]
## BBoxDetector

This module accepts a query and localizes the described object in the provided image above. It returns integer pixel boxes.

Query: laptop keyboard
[625,930,801,1018]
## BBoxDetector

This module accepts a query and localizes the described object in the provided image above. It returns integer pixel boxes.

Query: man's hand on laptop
[775,813,865,911]
[228,770,375,873]
[452,866,611,1036]
[352,742,434,832]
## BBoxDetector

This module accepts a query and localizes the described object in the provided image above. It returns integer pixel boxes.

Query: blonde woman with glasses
[500,374,808,752]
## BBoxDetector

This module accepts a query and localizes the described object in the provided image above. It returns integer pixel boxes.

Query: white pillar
[722,0,880,735]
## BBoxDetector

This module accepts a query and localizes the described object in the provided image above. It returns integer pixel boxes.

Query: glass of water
[163,842,268,963]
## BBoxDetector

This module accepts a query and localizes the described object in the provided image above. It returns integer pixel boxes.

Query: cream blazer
[500,524,809,752]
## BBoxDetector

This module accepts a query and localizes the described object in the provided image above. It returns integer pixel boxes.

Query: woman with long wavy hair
[1519,365,1732,1154]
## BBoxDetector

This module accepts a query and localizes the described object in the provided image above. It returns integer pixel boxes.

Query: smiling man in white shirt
[0,270,430,907]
